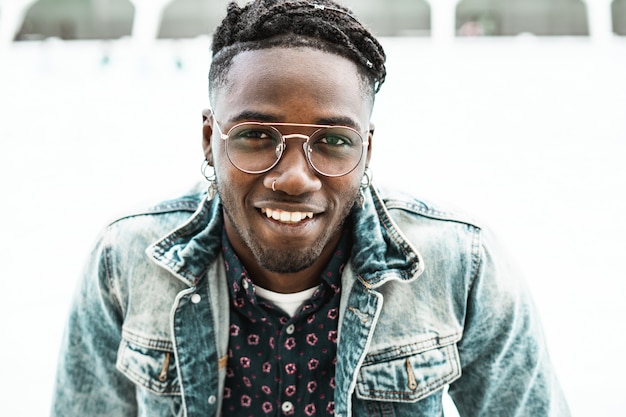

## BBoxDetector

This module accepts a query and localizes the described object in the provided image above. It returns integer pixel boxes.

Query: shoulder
[102,183,207,247]
[375,186,484,234]
[372,186,500,282]
[111,183,205,222]
[377,187,523,295]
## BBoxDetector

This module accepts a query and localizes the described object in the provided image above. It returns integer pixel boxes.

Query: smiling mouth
[261,208,315,224]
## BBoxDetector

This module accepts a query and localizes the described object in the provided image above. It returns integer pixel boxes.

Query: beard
[241,235,328,274]
[217,182,358,274]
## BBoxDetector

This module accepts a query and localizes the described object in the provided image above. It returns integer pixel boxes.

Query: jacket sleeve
[448,228,570,416]
[51,227,138,417]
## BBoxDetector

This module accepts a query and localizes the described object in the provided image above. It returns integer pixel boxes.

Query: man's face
[203,47,373,280]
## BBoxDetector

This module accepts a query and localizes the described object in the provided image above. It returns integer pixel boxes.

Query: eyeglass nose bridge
[274,133,315,163]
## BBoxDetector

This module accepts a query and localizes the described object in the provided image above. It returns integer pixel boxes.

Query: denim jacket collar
[147,193,224,287]
[350,186,424,288]
[147,185,424,290]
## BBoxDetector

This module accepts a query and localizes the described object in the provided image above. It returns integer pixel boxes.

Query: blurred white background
[1,1,625,416]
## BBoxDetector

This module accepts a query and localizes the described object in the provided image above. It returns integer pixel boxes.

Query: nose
[267,140,322,195]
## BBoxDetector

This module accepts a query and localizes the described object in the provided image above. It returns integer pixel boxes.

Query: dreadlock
[209,0,387,102]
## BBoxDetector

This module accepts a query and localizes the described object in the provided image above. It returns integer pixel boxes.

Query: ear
[202,108,214,165]
[365,121,375,166]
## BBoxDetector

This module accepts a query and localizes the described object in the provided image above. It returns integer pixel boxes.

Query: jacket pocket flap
[356,343,461,403]
[116,336,181,395]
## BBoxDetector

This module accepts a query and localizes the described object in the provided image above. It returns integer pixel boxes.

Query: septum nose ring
[272,180,277,192]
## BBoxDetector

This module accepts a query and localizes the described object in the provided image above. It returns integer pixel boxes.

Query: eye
[236,129,273,140]
[318,135,352,147]
[229,127,280,153]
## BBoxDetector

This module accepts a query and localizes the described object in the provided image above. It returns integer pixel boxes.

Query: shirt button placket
[280,322,298,414]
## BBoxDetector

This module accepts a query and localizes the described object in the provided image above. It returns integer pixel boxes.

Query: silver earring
[357,167,373,208]
[201,159,217,200]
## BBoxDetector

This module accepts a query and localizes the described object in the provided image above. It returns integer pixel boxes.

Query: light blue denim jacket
[52,184,569,417]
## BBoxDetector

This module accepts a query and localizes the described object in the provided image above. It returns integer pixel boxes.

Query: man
[52,1,569,416]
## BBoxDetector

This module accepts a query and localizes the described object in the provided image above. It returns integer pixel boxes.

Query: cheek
[211,139,231,174]
[213,146,237,189]
[213,147,257,199]
[349,164,367,189]
[330,174,363,203]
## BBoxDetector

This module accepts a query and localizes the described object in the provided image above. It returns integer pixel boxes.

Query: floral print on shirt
[221,228,351,416]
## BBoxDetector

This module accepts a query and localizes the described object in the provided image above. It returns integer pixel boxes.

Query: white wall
[0,36,624,416]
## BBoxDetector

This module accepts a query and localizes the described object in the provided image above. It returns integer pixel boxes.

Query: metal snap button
[191,294,201,304]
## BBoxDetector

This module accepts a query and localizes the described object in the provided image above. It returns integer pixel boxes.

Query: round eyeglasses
[213,119,369,177]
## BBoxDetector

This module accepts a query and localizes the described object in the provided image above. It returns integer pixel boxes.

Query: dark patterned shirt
[221,228,351,416]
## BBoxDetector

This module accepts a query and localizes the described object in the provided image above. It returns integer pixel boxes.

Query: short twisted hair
[209,0,387,102]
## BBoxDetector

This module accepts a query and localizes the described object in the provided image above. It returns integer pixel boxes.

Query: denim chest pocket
[116,331,181,396]
[356,339,461,403]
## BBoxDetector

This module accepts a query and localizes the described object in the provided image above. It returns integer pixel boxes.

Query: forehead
[212,47,372,126]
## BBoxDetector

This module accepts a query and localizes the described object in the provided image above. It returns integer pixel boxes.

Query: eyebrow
[229,111,277,123]
[317,116,362,131]
[229,111,363,132]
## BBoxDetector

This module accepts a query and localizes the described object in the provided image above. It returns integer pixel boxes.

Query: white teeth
[261,208,314,223]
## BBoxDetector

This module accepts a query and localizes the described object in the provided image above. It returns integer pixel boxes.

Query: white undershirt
[254,285,319,317]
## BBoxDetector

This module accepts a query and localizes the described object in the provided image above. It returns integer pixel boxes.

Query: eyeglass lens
[225,123,364,176]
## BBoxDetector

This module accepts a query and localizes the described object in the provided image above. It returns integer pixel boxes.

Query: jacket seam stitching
[122,328,174,351]
[108,199,200,227]
[117,361,180,395]
[384,201,482,229]
[362,333,462,363]
[103,229,125,319]
[468,225,483,291]
[358,345,461,400]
